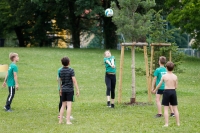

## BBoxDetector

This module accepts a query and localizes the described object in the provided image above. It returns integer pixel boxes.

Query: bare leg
[169,104,174,114]
[156,94,162,114]
[164,106,169,127]
[173,106,180,126]
[107,96,110,102]
[111,99,114,104]
[59,101,67,124]
[66,101,72,125]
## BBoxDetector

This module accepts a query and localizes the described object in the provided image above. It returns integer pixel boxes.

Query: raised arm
[14,72,18,90]
[106,60,112,67]
[111,57,115,67]
[72,76,80,97]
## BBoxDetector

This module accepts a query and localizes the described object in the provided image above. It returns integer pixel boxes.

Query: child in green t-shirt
[2,53,19,112]
[104,50,116,108]
[151,56,174,117]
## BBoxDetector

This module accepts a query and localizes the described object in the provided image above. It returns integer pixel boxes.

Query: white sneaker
[58,115,74,120]
[70,116,74,120]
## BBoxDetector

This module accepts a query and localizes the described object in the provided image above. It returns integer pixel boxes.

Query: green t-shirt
[7,63,18,87]
[57,67,62,90]
[104,56,116,73]
[154,67,167,90]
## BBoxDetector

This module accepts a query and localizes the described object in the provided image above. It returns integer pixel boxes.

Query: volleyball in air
[105,8,113,17]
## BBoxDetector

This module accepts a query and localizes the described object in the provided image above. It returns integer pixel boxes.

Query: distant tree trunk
[103,17,118,49]
[103,0,118,49]
[69,1,80,48]
[71,28,80,48]
[14,27,25,47]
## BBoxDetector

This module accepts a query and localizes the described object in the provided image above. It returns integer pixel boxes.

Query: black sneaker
[170,113,175,117]
[111,104,114,108]
[6,109,12,112]
[107,101,111,107]
[155,114,162,118]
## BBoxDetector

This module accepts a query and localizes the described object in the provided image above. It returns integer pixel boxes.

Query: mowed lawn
[0,48,200,133]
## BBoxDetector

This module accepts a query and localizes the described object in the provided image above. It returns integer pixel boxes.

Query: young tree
[111,0,156,103]
[111,0,156,42]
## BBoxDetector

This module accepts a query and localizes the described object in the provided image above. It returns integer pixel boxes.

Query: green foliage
[147,11,184,73]
[0,0,13,37]
[147,11,177,44]
[153,44,185,73]
[88,35,102,49]
[166,0,200,50]
[111,0,156,42]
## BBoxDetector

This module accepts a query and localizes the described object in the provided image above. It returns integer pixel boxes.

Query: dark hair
[159,56,166,65]
[61,57,70,66]
[166,61,174,71]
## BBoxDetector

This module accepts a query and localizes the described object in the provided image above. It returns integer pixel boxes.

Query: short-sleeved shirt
[104,56,116,73]
[154,67,167,90]
[59,67,75,92]
[7,63,18,87]
[57,67,62,90]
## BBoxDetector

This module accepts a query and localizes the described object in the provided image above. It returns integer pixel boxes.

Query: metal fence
[178,48,200,58]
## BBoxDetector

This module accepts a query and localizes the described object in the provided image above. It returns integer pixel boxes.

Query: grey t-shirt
[59,67,74,92]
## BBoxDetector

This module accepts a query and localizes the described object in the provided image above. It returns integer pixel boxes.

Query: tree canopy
[111,0,156,42]
[166,0,200,49]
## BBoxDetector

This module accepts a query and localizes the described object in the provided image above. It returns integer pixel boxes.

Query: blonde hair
[104,50,111,57]
[9,53,18,61]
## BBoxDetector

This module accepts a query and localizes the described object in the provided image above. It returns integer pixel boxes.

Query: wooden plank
[151,43,171,46]
[169,50,172,61]
[118,46,125,103]
[121,42,148,46]
[149,46,154,93]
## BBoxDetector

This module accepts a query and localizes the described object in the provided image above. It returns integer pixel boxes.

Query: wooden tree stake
[118,45,125,103]
[131,45,136,103]
[143,46,151,102]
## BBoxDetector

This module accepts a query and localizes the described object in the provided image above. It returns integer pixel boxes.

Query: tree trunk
[71,28,80,48]
[14,27,25,47]
[69,1,80,48]
[103,17,118,49]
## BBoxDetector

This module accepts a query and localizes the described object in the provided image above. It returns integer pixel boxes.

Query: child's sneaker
[6,109,12,112]
[70,116,74,120]
[170,113,175,117]
[155,114,162,118]
[111,104,114,108]
[58,115,74,120]
[107,101,111,107]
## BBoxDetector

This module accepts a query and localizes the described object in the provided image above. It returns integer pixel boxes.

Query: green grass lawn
[0,48,200,133]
